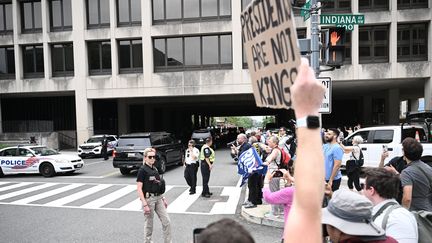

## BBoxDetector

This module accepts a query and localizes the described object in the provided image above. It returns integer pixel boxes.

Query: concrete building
[0,0,430,147]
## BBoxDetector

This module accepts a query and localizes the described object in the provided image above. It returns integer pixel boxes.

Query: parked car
[78,134,118,158]
[0,145,84,177]
[342,125,432,168]
[191,129,217,149]
[113,132,184,175]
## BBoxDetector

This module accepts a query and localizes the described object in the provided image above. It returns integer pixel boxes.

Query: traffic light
[325,27,345,67]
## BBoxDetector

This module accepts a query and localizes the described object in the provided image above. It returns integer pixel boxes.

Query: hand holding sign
[291,58,326,118]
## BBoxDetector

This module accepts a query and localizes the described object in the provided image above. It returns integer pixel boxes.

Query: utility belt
[145,192,162,198]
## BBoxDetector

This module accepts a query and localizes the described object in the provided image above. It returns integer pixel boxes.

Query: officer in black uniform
[200,137,215,198]
[101,135,109,160]
[136,148,171,243]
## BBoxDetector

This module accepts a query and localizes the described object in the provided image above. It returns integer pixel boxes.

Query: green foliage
[0,144,8,149]
[261,116,275,127]
[225,117,254,128]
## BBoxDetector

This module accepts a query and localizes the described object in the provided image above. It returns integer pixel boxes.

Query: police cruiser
[0,145,84,177]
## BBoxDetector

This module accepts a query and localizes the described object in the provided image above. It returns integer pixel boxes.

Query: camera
[227,141,237,148]
[273,170,283,177]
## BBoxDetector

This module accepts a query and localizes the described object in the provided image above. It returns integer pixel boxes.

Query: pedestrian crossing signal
[326,27,345,67]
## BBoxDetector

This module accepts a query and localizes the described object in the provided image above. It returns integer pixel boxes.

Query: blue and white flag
[237,148,265,187]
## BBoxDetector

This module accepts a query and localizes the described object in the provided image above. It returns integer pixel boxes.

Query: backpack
[274,146,291,169]
[352,146,364,167]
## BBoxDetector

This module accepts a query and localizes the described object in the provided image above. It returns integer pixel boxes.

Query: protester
[278,127,290,154]
[378,151,407,203]
[136,148,171,243]
[339,135,363,192]
[322,189,396,243]
[101,135,109,160]
[184,140,200,195]
[200,137,215,198]
[283,58,326,242]
[196,218,255,243]
[399,137,432,211]
[323,128,343,191]
[363,168,418,243]
[337,127,345,143]
[262,168,295,242]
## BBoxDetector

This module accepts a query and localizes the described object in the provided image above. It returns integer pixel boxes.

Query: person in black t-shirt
[136,148,171,243]
[379,151,407,203]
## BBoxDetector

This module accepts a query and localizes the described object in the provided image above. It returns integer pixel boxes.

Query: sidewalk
[241,203,284,228]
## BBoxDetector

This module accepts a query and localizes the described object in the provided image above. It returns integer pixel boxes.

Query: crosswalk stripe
[45,184,112,206]
[11,184,84,204]
[80,185,136,209]
[167,186,203,214]
[0,182,33,192]
[119,185,174,211]
[0,182,9,186]
[210,186,242,214]
[0,183,57,201]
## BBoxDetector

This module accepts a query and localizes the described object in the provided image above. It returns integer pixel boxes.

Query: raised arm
[284,58,326,243]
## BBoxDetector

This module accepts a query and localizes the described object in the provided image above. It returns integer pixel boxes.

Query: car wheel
[40,163,56,177]
[0,167,4,177]
[120,168,131,175]
[158,157,167,174]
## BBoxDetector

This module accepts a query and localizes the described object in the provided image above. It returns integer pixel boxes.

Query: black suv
[113,132,184,175]
[191,129,217,149]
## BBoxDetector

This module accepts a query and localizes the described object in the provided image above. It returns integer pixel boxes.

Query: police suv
[0,145,84,177]
[78,135,118,158]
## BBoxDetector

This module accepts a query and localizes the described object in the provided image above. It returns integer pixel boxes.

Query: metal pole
[310,0,320,77]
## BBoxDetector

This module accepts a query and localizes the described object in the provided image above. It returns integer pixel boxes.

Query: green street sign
[320,14,365,31]
[301,0,311,21]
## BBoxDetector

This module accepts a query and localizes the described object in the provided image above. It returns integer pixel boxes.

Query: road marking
[101,171,120,178]
[0,182,33,192]
[11,184,84,204]
[120,186,174,211]
[167,186,203,213]
[80,185,136,209]
[0,183,57,201]
[85,160,107,165]
[45,184,112,206]
[210,186,242,214]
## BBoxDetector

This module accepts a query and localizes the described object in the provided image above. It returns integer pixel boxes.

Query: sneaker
[189,191,196,195]
[242,201,251,206]
[244,203,257,209]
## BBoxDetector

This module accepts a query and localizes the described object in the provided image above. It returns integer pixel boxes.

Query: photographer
[263,168,295,242]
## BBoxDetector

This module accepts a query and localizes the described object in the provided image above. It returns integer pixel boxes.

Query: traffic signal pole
[310,0,320,77]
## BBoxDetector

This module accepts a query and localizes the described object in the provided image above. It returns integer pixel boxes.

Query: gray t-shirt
[400,160,432,211]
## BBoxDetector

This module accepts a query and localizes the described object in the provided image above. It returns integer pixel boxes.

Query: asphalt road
[0,148,282,243]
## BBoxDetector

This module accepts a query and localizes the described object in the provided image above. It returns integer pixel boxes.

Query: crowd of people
[134,58,431,243]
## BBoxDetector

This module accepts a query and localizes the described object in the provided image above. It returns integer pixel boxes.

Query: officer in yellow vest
[200,137,215,198]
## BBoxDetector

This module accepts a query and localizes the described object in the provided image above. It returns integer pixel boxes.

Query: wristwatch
[296,116,320,129]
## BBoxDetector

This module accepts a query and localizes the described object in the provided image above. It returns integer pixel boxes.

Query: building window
[51,43,74,77]
[118,39,142,73]
[359,25,389,64]
[0,2,13,34]
[49,0,72,31]
[117,0,141,26]
[87,0,110,28]
[397,23,428,62]
[398,0,428,9]
[321,0,351,13]
[154,34,232,72]
[0,46,15,79]
[88,41,111,75]
[153,0,231,23]
[359,0,389,11]
[23,45,44,78]
[21,0,42,33]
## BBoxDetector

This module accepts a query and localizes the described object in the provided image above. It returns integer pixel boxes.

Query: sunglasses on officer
[146,155,156,159]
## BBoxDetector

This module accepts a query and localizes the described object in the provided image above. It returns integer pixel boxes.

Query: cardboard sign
[241,0,301,109]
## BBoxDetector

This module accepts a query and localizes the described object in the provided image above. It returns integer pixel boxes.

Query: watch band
[296,117,308,128]
[296,116,320,129]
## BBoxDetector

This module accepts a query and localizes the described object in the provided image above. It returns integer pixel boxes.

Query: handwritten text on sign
[241,0,301,109]
[318,77,332,114]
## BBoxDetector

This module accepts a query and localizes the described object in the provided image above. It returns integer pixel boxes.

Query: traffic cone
[415,131,420,142]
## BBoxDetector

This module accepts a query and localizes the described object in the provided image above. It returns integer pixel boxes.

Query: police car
[78,135,118,158]
[0,145,84,177]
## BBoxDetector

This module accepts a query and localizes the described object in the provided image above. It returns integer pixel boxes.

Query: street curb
[241,205,284,228]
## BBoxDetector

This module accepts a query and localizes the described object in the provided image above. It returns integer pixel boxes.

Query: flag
[237,148,265,187]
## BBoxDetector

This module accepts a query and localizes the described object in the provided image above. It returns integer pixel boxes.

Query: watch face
[307,116,320,128]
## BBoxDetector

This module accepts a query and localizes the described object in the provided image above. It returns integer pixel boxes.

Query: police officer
[200,137,215,198]
[184,140,200,195]
[101,135,109,160]
[136,148,172,243]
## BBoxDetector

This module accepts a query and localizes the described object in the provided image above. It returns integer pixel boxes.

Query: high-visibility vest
[199,144,215,163]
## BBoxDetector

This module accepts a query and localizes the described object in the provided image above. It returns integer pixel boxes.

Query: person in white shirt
[184,140,200,195]
[363,168,418,243]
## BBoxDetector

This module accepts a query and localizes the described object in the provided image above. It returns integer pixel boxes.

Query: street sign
[301,0,311,21]
[320,14,365,31]
[318,77,332,114]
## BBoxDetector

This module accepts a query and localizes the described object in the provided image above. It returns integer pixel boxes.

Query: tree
[261,116,275,127]
[225,117,253,128]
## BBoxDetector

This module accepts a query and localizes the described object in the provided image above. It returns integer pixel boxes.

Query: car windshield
[192,131,211,139]
[31,147,59,156]
[87,137,104,143]
[118,138,151,147]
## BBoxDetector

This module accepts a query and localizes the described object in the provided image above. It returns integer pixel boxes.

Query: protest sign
[241,0,301,109]
[237,148,265,187]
